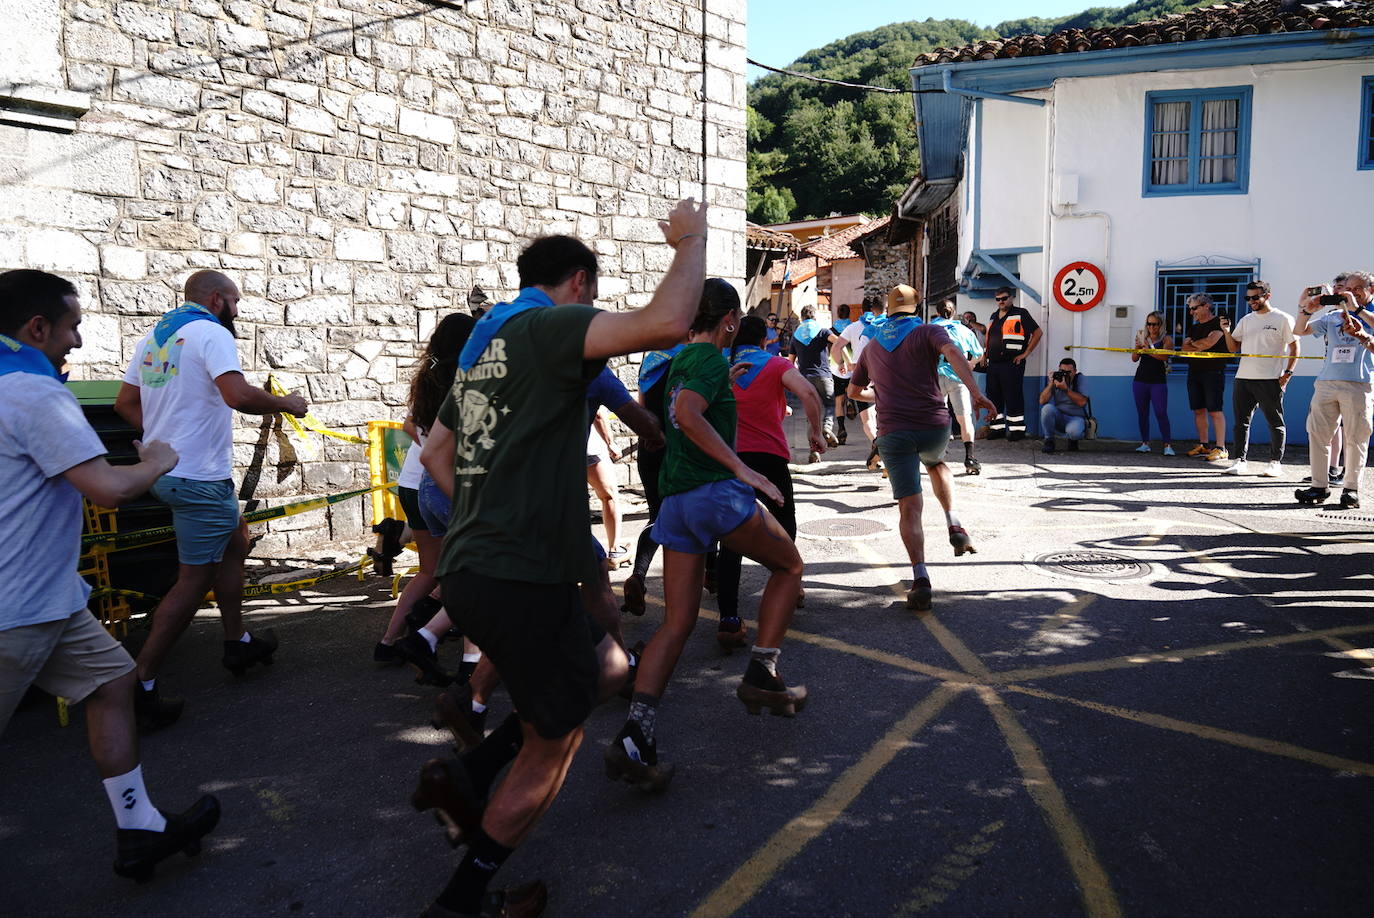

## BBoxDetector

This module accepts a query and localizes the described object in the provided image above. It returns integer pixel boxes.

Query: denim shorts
[876,428,952,501]
[652,478,758,554]
[418,474,451,538]
[151,475,239,565]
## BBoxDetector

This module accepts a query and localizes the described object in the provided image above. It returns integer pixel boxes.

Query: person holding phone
[1293,271,1374,508]
[1131,311,1174,455]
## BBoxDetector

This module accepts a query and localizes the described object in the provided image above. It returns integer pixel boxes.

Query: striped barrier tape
[88,554,374,604]
[82,482,396,553]
[267,375,369,445]
[1065,345,1319,360]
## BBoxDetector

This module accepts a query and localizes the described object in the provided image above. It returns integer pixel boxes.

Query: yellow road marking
[688,684,965,918]
[977,686,1124,918]
[1033,593,1095,639]
[1002,683,1374,778]
[898,820,1005,914]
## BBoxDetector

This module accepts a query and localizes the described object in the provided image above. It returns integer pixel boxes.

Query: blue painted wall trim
[1360,75,1374,170]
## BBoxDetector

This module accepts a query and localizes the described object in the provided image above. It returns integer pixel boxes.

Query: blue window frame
[1156,266,1255,372]
[1360,76,1374,170]
[1143,86,1252,196]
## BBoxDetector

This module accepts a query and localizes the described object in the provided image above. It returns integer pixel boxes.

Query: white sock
[103,765,166,832]
[945,509,961,529]
[238,631,252,643]
[461,652,481,664]
[914,563,930,582]
[417,628,438,652]
[471,701,487,714]
[140,678,155,692]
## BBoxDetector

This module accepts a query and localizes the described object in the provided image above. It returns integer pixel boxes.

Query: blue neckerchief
[832,318,851,333]
[862,313,923,352]
[726,344,773,389]
[639,344,684,391]
[860,311,876,325]
[0,333,58,379]
[153,302,218,348]
[458,287,556,371]
[793,318,821,346]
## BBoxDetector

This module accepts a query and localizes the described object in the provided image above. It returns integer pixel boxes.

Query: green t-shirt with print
[659,342,737,498]
[435,305,604,585]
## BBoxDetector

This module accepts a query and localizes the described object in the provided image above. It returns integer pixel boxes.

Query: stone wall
[861,235,914,304]
[0,0,747,554]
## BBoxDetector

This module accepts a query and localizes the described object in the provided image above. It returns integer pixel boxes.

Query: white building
[901,0,1374,443]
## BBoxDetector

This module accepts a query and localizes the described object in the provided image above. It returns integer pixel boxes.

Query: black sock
[632,526,658,579]
[435,828,513,913]
[964,441,974,457]
[461,713,523,798]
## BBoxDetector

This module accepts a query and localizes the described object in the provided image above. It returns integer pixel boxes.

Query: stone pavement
[3,435,1373,917]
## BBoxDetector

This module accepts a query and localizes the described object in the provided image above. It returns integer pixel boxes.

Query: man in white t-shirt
[115,270,308,728]
[1221,280,1298,477]
[831,292,886,469]
[0,269,221,880]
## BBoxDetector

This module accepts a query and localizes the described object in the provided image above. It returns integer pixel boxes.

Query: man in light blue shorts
[849,286,996,611]
[115,270,309,727]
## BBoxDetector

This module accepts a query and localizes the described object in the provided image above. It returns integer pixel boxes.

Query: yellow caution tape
[1065,345,1319,360]
[88,555,375,605]
[82,482,396,552]
[267,375,368,444]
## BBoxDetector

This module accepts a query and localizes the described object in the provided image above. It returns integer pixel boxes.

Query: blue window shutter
[1143,86,1252,196]
[1360,76,1374,171]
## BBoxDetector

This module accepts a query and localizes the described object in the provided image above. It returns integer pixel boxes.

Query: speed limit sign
[1053,262,1106,312]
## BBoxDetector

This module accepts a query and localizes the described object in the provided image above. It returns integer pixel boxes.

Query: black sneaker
[1041,439,1056,454]
[135,682,183,732]
[222,628,277,677]
[1294,487,1330,506]
[964,455,981,475]
[986,427,1006,440]
[373,641,404,665]
[736,660,808,717]
[1008,430,1025,442]
[405,595,444,634]
[1341,489,1360,510]
[412,758,486,849]
[621,572,647,616]
[113,795,220,882]
[395,631,455,687]
[421,880,549,918]
[1067,440,1079,452]
[604,720,674,792]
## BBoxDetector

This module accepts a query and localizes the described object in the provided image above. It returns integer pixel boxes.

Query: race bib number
[1332,346,1356,364]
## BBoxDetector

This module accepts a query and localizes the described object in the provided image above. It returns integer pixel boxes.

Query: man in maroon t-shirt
[849,293,995,611]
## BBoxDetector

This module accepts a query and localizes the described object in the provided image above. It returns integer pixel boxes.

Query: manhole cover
[1032,550,1151,581]
[798,517,888,540]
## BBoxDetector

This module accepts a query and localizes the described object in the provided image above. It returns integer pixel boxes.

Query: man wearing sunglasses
[977,287,1041,441]
[1179,294,1231,461]
[1219,281,1297,477]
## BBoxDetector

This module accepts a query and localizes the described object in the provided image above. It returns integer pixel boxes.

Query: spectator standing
[1179,293,1230,461]
[1293,272,1374,509]
[1131,311,1174,455]
[1221,280,1297,477]
[978,287,1041,440]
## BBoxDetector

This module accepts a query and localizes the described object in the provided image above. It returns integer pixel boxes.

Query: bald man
[115,271,308,728]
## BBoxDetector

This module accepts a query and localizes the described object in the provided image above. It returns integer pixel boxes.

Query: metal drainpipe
[941,69,1047,107]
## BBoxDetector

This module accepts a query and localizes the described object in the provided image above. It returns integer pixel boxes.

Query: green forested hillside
[747,0,1212,223]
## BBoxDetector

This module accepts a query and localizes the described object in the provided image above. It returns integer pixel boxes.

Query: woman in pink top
[715,315,825,642]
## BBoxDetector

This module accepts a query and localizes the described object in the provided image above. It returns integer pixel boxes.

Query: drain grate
[1032,550,1151,581]
[798,517,888,540]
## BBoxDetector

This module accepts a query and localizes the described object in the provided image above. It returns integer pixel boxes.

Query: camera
[1305,285,1326,298]
[1052,369,1069,383]
[1319,294,1345,307]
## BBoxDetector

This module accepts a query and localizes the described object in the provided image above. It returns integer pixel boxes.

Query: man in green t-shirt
[416,199,707,917]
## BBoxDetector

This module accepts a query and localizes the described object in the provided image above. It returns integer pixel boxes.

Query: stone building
[0,0,748,553]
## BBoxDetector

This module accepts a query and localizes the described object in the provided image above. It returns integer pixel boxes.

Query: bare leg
[894,493,926,569]
[858,404,877,444]
[1193,409,1208,443]
[382,529,442,643]
[579,566,624,647]
[633,550,705,699]
[719,506,802,648]
[136,563,218,681]
[594,632,630,703]
[480,723,584,848]
[924,461,955,515]
[213,521,250,641]
[1210,410,1226,450]
[85,671,138,778]
[468,656,499,706]
[587,461,622,551]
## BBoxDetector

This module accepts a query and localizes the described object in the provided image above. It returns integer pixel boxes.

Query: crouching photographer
[1039,358,1089,454]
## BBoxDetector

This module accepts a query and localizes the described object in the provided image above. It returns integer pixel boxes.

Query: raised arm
[215,372,308,417]
[940,342,996,420]
[583,199,707,360]
[610,397,663,454]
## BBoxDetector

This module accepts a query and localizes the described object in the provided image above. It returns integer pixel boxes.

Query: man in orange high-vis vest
[976,286,1042,440]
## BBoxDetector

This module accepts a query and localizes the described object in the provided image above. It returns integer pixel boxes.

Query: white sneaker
[1224,460,1249,475]
[1261,461,1283,478]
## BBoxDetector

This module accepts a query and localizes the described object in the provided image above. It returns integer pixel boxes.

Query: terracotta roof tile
[913,0,1372,66]
[746,222,801,251]
[768,255,817,285]
[801,216,891,261]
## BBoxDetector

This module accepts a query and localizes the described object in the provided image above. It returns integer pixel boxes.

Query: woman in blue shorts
[604,279,808,792]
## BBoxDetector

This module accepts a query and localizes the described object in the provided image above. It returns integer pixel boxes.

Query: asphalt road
[4,435,1373,918]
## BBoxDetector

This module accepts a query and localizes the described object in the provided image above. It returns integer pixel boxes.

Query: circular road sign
[1053,262,1106,312]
